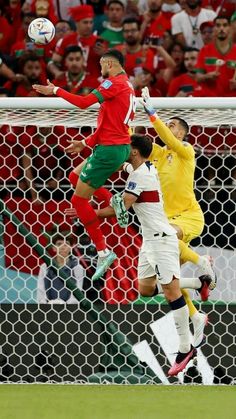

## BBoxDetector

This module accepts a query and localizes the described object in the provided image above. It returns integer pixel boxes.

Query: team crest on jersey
[101,80,112,89]
[127,181,137,190]
[166,153,173,164]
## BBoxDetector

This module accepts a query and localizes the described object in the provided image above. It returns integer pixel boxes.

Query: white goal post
[0,97,235,384]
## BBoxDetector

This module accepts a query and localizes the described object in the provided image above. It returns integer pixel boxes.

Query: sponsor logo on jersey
[101,80,112,89]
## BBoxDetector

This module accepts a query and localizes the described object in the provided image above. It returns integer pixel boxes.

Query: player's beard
[102,70,109,79]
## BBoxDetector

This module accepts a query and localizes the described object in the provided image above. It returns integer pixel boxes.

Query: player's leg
[138,276,158,297]
[139,236,196,375]
[71,144,130,280]
[69,161,112,207]
[170,212,217,287]
[171,218,213,347]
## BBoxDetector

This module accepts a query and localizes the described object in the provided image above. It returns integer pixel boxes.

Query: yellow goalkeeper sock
[179,240,199,266]
[181,288,198,317]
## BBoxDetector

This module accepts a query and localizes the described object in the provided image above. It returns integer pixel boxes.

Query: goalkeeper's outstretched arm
[33,80,99,109]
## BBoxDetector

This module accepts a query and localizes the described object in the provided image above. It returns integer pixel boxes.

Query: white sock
[172,303,191,353]
[97,249,110,257]
[179,277,201,290]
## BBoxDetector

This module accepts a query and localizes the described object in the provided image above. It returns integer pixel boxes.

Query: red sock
[94,187,112,208]
[68,171,79,188]
[71,194,106,251]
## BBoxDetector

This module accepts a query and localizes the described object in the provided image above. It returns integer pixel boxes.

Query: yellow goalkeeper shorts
[168,209,204,244]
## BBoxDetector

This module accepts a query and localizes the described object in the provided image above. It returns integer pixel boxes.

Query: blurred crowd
[0,0,235,98]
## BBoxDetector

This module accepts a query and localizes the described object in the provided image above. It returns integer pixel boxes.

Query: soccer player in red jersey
[33,49,136,280]
[168,47,200,97]
[195,16,236,96]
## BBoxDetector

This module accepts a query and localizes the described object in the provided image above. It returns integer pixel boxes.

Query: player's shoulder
[136,161,156,174]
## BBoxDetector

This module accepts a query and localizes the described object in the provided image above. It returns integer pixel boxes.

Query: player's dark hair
[131,134,153,158]
[64,45,83,58]
[123,16,141,30]
[107,0,125,9]
[214,15,231,25]
[170,117,189,136]
[102,49,124,67]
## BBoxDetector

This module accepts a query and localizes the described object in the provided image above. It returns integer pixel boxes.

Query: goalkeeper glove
[140,86,156,116]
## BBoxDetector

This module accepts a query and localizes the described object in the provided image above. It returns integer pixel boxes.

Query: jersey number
[124,94,136,125]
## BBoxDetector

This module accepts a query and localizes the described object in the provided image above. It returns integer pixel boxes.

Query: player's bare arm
[33,79,55,95]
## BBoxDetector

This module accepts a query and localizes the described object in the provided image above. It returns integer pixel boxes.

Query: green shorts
[80,144,131,189]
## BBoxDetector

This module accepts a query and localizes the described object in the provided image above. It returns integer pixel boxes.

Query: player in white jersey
[97,134,208,376]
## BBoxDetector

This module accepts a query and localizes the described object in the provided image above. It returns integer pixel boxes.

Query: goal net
[0,97,235,384]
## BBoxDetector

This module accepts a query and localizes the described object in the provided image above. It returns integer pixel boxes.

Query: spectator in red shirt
[140,0,172,41]
[48,5,105,80]
[117,17,175,82]
[132,65,162,97]
[52,45,98,95]
[195,15,236,96]
[4,52,46,97]
[116,17,157,78]
[31,0,57,24]
[168,47,199,96]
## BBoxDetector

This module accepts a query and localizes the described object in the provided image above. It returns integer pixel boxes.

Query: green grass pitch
[1,385,235,419]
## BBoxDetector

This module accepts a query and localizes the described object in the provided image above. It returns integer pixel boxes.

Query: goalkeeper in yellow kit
[139,87,216,347]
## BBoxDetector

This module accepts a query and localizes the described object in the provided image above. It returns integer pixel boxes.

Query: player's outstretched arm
[141,87,193,159]
[33,80,99,109]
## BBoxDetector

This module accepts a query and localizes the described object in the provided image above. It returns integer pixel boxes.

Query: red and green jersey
[195,42,236,96]
[91,73,135,145]
[56,72,136,147]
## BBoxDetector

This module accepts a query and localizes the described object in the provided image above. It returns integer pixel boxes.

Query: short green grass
[0,385,235,419]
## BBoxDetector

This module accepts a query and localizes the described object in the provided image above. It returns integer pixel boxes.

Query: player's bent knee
[162,279,181,302]
[138,283,157,297]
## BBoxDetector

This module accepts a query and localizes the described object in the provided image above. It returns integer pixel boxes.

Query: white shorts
[138,235,180,285]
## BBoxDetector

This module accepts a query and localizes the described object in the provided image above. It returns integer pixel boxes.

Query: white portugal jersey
[125,162,176,240]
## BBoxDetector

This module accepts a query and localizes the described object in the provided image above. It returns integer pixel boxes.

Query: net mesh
[0,103,235,384]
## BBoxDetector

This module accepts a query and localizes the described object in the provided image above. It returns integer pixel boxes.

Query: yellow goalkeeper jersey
[149,117,202,218]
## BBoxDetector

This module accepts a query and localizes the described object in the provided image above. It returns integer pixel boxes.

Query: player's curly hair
[131,134,153,158]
